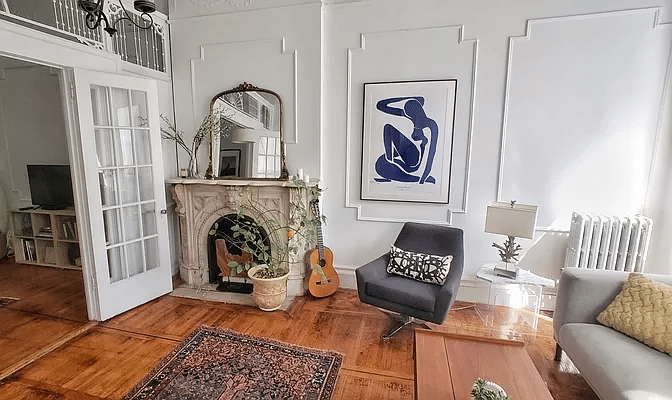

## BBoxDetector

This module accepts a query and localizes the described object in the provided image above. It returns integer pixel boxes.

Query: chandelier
[77,0,156,36]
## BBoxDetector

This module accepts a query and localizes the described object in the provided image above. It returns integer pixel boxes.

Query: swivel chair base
[381,313,431,340]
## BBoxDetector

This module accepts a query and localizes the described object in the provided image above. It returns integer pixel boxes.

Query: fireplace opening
[207,214,270,293]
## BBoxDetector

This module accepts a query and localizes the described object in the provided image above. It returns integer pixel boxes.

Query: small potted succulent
[471,378,510,400]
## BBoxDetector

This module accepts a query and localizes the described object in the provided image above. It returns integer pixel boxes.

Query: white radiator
[564,213,653,272]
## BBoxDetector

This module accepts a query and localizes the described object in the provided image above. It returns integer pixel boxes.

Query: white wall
[325,0,672,290]
[170,0,672,301]
[0,63,69,209]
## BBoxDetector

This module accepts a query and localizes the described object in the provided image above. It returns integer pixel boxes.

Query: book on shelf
[36,229,54,238]
[21,239,37,261]
[62,220,78,240]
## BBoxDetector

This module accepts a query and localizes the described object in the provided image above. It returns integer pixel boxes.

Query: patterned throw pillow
[597,273,672,356]
[386,245,453,285]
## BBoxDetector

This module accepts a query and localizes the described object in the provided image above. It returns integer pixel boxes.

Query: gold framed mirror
[205,83,288,180]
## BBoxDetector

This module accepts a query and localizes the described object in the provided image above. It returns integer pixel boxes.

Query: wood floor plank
[11,326,179,399]
[0,377,105,400]
[0,259,88,322]
[0,259,600,400]
[332,369,414,400]
[0,308,88,372]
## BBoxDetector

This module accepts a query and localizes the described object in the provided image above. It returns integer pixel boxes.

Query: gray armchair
[355,222,464,339]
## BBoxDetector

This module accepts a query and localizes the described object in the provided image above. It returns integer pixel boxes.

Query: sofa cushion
[366,275,437,313]
[597,273,672,356]
[387,245,452,285]
[559,323,672,400]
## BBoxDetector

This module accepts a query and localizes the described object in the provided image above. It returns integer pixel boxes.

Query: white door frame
[1,21,169,321]
[60,67,102,320]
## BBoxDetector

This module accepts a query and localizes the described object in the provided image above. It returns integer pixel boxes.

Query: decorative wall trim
[281,38,300,145]
[497,7,670,207]
[344,25,477,223]
[189,38,299,144]
[188,0,226,7]
[644,21,672,205]
[188,0,255,7]
[225,0,256,7]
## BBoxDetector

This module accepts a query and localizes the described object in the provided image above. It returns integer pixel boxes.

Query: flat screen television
[27,165,75,210]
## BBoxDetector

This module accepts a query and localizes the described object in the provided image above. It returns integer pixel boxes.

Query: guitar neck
[316,224,325,261]
[310,199,326,262]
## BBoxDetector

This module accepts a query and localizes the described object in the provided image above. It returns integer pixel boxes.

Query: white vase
[187,156,198,178]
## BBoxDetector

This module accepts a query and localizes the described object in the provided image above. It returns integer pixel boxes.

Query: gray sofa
[553,268,672,400]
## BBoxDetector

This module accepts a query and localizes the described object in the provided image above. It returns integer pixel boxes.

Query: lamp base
[493,265,518,279]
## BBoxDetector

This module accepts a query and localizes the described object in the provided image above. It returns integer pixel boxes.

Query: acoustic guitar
[306,199,339,297]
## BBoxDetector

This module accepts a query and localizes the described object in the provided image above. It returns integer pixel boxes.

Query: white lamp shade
[485,202,538,239]
[230,128,259,143]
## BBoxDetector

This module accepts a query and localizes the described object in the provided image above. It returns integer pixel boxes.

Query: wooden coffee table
[414,329,553,400]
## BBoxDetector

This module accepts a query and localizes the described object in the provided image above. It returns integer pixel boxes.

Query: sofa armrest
[553,268,672,341]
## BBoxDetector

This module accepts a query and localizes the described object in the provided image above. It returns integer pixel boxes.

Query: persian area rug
[0,297,19,307]
[122,326,343,400]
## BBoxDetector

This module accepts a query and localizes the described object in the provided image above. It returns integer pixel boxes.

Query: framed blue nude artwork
[360,80,457,203]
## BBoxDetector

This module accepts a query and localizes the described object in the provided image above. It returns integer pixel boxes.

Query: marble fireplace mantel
[167,178,309,298]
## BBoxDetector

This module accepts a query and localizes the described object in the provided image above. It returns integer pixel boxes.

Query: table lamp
[484,200,538,279]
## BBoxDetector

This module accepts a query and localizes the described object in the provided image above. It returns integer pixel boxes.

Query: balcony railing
[0,0,167,73]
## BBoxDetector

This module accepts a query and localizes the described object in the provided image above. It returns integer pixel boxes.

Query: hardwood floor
[0,258,598,399]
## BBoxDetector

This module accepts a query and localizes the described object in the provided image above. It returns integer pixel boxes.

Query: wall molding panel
[344,25,477,223]
[190,38,298,143]
[171,0,318,19]
[499,7,672,230]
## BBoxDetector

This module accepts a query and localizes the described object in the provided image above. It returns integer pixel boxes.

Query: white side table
[476,264,555,330]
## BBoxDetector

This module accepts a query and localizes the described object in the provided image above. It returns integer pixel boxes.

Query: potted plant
[471,378,510,400]
[209,176,323,310]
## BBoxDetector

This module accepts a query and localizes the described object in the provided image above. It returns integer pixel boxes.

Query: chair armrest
[434,255,464,318]
[355,253,390,283]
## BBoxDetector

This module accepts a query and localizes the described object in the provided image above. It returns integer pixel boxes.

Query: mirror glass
[207,83,288,180]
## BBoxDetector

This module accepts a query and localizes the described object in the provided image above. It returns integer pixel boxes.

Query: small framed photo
[219,149,241,177]
[361,80,457,203]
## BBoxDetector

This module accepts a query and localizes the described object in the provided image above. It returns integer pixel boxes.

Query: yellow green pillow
[597,273,672,356]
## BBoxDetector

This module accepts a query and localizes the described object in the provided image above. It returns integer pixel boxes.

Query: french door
[72,69,171,321]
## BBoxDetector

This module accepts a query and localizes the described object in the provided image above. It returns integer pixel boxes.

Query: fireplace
[207,213,270,292]
[169,179,309,298]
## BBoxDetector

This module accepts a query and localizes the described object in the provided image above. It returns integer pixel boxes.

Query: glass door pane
[89,85,160,283]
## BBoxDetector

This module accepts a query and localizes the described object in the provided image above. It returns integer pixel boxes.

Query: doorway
[0,55,88,321]
[0,49,174,323]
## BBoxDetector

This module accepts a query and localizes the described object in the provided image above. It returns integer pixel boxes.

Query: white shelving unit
[10,208,81,270]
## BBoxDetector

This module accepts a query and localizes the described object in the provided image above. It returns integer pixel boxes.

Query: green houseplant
[208,176,323,310]
[471,378,510,400]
